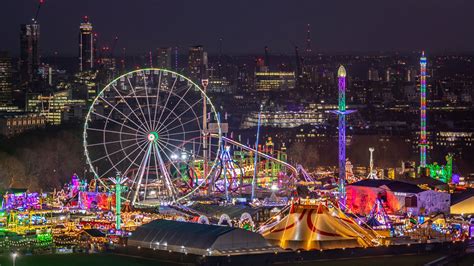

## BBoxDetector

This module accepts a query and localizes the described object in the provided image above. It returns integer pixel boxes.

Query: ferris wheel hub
[147,131,159,142]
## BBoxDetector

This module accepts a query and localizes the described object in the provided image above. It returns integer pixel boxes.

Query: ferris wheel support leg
[132,143,153,205]
[154,143,177,203]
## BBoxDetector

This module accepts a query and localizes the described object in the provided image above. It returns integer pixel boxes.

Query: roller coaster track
[211,134,298,176]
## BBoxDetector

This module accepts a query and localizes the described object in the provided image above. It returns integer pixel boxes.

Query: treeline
[0,125,84,191]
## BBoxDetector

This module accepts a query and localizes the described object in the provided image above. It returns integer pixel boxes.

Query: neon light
[330,66,355,208]
[427,154,453,183]
[419,52,428,168]
[251,104,263,200]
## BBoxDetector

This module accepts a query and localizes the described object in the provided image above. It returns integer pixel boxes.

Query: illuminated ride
[84,68,222,206]
[171,134,299,198]
[212,135,298,196]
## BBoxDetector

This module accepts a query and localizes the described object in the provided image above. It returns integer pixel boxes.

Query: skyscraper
[79,16,95,72]
[188,45,207,82]
[0,52,13,106]
[156,47,172,70]
[19,22,40,84]
[305,24,312,54]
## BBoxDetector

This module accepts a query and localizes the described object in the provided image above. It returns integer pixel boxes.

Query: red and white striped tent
[262,201,380,250]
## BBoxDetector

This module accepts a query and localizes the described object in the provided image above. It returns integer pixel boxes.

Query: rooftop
[350,179,424,194]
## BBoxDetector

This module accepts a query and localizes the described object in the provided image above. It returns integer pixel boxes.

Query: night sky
[1,0,474,56]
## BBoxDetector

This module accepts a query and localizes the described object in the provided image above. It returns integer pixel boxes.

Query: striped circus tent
[262,201,380,250]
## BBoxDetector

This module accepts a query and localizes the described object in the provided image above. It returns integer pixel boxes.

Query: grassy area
[0,253,182,266]
[447,253,474,266]
[0,252,472,266]
[277,253,443,266]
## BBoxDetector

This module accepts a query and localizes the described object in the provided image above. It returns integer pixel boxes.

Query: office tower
[19,23,40,84]
[254,71,296,91]
[305,24,312,54]
[79,16,95,72]
[368,68,379,81]
[0,52,13,105]
[188,45,207,82]
[156,47,172,70]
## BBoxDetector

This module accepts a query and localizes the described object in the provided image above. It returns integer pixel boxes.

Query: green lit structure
[108,172,128,230]
[427,154,453,183]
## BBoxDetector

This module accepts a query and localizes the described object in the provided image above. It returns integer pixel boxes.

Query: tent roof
[129,219,267,251]
[351,179,424,194]
[451,189,474,205]
[262,204,378,250]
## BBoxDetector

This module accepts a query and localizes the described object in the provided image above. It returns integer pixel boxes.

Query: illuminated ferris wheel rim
[83,68,222,203]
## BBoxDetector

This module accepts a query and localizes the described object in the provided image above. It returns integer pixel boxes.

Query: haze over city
[1,0,474,55]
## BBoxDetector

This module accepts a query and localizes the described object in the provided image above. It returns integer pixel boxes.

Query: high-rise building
[188,45,207,82]
[19,22,40,84]
[79,16,95,72]
[156,47,172,70]
[368,68,379,81]
[0,52,13,106]
[254,71,296,91]
[305,24,312,54]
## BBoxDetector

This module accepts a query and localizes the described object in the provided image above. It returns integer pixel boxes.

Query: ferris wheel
[83,68,222,205]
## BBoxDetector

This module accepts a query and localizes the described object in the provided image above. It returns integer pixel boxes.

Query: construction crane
[34,0,45,22]
[264,46,270,68]
[110,36,119,57]
[294,46,303,83]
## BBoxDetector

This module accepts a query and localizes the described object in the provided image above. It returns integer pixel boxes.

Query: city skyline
[1,0,474,56]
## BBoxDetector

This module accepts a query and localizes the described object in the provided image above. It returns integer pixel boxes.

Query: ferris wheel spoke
[153,75,174,130]
[151,140,163,199]
[127,77,152,132]
[132,143,153,204]
[162,129,202,138]
[91,110,147,136]
[87,127,141,138]
[96,94,149,134]
[111,84,150,132]
[87,137,138,147]
[155,142,187,190]
[153,143,178,201]
[151,71,163,130]
[154,103,188,136]
[142,141,154,201]
[91,140,142,164]
[159,136,195,145]
[159,136,192,145]
[156,138,188,154]
[142,74,154,131]
[157,94,202,133]
[156,84,193,133]
[121,140,149,180]
[125,143,151,200]
[100,140,148,178]
[155,78,177,133]
[164,113,205,133]
[158,96,203,133]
